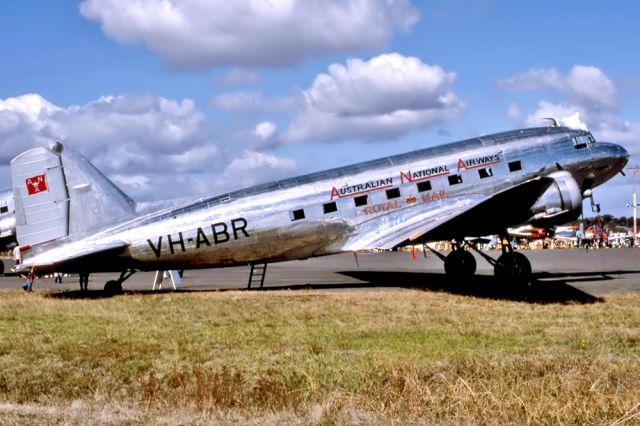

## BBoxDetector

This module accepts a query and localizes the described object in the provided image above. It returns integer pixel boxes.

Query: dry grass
[0,289,639,424]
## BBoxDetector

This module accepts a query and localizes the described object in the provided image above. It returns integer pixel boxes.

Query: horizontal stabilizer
[17,240,129,272]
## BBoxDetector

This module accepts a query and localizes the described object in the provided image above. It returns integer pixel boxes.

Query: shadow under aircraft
[45,266,640,305]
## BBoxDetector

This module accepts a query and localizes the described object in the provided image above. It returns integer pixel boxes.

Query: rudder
[11,144,69,246]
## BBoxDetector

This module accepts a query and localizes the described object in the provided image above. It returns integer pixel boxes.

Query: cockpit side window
[572,133,594,149]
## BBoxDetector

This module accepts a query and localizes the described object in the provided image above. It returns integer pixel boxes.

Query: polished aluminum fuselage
[22,126,629,273]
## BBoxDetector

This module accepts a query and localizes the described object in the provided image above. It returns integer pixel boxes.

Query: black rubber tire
[0,260,4,276]
[104,280,123,294]
[444,250,477,279]
[494,252,532,286]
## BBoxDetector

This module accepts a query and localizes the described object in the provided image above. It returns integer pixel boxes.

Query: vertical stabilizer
[11,143,137,247]
[11,146,69,246]
[61,149,136,235]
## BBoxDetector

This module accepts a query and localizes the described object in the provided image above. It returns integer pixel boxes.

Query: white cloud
[281,53,464,143]
[210,92,294,112]
[222,150,297,190]
[524,101,587,128]
[216,69,263,87]
[0,93,298,201]
[498,65,619,110]
[505,102,521,121]
[253,121,277,140]
[498,68,565,92]
[211,92,264,111]
[0,93,211,165]
[79,0,420,69]
[109,148,298,200]
[501,65,640,159]
[306,55,458,116]
[0,94,63,162]
[565,66,618,109]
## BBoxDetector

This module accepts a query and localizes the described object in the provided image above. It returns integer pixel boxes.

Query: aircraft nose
[619,144,629,161]
[593,142,629,176]
[599,141,628,162]
[614,143,630,169]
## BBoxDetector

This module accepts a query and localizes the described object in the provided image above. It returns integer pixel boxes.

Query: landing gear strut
[104,269,136,294]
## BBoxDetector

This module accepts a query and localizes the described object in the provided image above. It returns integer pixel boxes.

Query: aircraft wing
[343,176,554,250]
[342,194,488,251]
[18,239,130,272]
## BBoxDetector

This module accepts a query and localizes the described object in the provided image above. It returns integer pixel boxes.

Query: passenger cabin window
[416,181,432,192]
[508,161,522,172]
[386,188,401,200]
[354,194,368,207]
[478,167,493,179]
[290,209,305,221]
[448,174,463,185]
[573,134,594,149]
[323,202,337,214]
[0,206,7,214]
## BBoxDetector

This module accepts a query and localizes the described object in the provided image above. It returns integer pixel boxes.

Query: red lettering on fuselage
[422,189,448,203]
[362,201,401,215]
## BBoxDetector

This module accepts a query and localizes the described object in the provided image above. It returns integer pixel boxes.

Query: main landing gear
[492,235,532,286]
[104,269,136,294]
[428,235,532,286]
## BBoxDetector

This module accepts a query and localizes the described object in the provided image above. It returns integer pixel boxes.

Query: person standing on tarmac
[23,268,35,292]
[79,272,89,292]
[13,246,21,266]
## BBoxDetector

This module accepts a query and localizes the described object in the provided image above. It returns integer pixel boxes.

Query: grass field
[0,288,639,424]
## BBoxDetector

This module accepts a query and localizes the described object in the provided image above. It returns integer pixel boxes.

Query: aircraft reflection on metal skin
[2,114,629,292]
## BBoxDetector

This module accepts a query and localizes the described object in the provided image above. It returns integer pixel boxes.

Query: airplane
[4,116,629,292]
[507,225,552,240]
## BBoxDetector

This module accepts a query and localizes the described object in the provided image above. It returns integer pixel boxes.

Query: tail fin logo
[26,174,48,196]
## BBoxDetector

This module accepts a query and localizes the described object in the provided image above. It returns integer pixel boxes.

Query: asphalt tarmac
[1,248,639,302]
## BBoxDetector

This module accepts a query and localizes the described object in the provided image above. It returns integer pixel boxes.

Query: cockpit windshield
[573,132,595,149]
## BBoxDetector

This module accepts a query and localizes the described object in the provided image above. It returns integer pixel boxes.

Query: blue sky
[0,1,638,216]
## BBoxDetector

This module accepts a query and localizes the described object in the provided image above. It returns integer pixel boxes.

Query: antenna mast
[626,165,640,247]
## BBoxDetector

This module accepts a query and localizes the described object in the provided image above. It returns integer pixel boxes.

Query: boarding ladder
[247,263,268,289]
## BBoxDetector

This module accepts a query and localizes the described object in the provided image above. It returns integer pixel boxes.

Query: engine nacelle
[528,171,582,227]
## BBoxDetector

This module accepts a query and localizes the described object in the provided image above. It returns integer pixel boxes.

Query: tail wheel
[444,250,477,279]
[494,252,532,286]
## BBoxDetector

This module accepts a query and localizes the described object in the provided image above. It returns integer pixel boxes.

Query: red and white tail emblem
[26,174,48,196]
